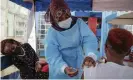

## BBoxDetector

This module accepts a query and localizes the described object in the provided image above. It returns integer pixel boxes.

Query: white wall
[0,0,30,43]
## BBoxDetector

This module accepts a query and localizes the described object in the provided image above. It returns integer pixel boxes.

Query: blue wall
[100,11,117,57]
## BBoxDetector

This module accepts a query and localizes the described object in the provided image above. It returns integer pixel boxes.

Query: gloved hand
[82,56,96,68]
[65,67,78,77]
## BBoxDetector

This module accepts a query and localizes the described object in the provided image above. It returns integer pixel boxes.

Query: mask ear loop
[11,42,18,53]
[12,43,25,56]
[17,47,25,57]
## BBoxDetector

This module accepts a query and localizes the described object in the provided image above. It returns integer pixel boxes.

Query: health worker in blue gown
[44,0,99,79]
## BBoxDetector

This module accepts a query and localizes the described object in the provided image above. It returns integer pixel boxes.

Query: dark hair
[106,28,133,55]
[1,39,21,55]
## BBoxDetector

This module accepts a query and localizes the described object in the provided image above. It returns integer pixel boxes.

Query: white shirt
[84,62,133,79]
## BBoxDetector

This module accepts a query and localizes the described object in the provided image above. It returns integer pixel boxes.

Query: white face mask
[58,18,72,29]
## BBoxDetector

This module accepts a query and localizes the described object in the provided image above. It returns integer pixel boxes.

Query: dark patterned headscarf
[45,0,74,31]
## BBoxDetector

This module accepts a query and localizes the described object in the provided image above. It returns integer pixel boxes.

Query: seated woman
[1,39,48,79]
[82,28,133,79]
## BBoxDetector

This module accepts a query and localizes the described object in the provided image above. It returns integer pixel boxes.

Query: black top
[1,43,48,79]
[11,43,47,79]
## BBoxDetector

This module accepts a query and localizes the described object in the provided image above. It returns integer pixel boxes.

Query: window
[15,16,26,37]
[40,35,45,39]
[37,11,51,56]
[38,30,45,34]
[15,30,24,36]
[40,45,44,49]
[41,25,45,29]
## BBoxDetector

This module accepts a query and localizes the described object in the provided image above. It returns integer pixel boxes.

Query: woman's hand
[82,57,96,68]
[65,67,78,77]
[39,58,47,65]
[35,61,42,72]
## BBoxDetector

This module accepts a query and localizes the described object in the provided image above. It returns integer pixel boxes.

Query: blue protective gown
[45,18,98,79]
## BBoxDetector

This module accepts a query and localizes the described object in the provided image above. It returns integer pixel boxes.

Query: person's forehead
[4,43,14,49]
[5,42,12,46]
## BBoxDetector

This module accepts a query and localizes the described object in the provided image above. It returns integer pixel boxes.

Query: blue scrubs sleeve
[45,29,68,75]
[79,19,98,60]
